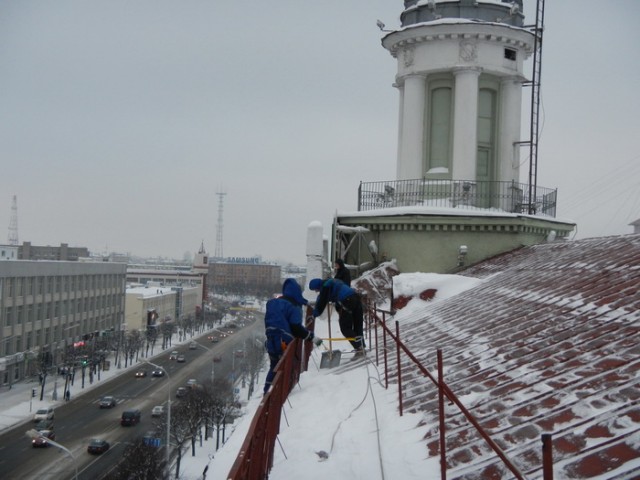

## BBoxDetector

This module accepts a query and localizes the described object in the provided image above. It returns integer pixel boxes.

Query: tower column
[397,74,426,180]
[451,67,481,180]
[498,76,523,183]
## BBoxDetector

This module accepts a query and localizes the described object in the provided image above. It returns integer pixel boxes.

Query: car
[151,369,165,377]
[234,350,245,358]
[33,407,55,422]
[99,396,117,408]
[87,438,110,454]
[169,351,179,360]
[207,335,218,343]
[186,378,198,388]
[135,370,147,378]
[32,429,56,448]
[34,419,54,430]
[175,387,188,398]
[151,405,165,417]
[120,409,141,426]
[189,342,197,350]
[176,354,186,363]
[213,355,222,363]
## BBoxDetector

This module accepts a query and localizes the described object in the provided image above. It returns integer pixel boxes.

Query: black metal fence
[358,179,557,217]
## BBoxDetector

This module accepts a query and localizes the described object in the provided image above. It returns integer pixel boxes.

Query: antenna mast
[8,195,19,245]
[526,0,545,214]
[214,188,227,259]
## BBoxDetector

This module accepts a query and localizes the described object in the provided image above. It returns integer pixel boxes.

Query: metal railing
[226,309,315,480]
[358,178,557,217]
[368,302,554,480]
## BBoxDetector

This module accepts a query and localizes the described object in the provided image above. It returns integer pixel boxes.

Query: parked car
[32,429,56,448]
[33,407,55,422]
[87,438,110,454]
[175,387,188,398]
[169,351,179,360]
[234,350,245,358]
[186,378,198,388]
[135,370,147,378]
[99,396,117,408]
[151,369,165,377]
[151,405,165,417]
[213,355,222,363]
[120,409,141,426]
[34,419,54,430]
[176,354,186,363]
[189,342,197,350]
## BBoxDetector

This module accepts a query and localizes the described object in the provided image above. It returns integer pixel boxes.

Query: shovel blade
[320,350,342,368]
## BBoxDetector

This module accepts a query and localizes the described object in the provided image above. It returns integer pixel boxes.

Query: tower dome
[402,0,525,28]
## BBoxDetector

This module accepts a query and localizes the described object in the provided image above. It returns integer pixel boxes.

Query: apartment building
[0,260,126,384]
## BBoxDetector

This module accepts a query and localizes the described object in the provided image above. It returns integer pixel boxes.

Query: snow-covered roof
[380,233,640,477]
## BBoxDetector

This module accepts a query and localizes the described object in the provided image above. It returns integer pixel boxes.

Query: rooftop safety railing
[226,309,315,480]
[357,179,557,217]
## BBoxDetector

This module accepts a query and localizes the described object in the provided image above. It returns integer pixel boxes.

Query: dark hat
[309,278,323,291]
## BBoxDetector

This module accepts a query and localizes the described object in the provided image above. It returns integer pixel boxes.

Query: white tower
[382,0,534,190]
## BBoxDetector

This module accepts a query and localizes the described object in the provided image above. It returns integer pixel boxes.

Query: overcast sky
[1,1,638,265]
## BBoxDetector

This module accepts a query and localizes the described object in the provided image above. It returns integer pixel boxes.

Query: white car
[33,407,55,422]
[151,405,165,417]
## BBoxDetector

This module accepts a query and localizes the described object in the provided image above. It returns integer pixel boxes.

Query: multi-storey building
[0,260,126,384]
[125,284,199,332]
[208,257,281,295]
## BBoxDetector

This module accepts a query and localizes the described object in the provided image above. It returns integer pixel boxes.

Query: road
[0,315,263,480]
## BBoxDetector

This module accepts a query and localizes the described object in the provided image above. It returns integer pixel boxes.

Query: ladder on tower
[524,0,545,215]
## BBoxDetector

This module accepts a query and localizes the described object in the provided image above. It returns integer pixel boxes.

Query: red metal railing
[226,309,315,480]
[371,302,554,480]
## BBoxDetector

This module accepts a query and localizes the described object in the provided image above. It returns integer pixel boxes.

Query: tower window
[504,48,516,61]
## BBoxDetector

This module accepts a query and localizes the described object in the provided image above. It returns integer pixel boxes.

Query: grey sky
[1,1,638,265]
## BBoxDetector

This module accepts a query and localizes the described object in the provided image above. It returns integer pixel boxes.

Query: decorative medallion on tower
[403,46,415,67]
[459,39,478,63]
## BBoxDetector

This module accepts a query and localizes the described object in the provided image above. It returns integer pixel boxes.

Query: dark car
[87,438,110,454]
[151,369,165,377]
[135,370,147,378]
[120,409,141,426]
[99,396,117,408]
[175,387,188,398]
[32,430,56,448]
[34,419,54,430]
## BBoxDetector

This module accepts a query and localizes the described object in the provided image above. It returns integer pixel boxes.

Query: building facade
[208,258,281,295]
[19,242,90,261]
[124,284,199,332]
[0,260,126,384]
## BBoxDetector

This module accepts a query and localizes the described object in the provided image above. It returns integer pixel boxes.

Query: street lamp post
[25,429,78,479]
[142,360,171,472]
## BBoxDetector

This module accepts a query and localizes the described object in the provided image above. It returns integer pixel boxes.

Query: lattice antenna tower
[214,188,227,259]
[7,195,19,245]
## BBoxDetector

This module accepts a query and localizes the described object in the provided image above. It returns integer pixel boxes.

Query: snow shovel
[320,307,342,369]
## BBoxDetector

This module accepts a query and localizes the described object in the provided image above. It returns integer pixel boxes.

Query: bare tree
[244,336,266,400]
[104,438,168,480]
[170,401,195,479]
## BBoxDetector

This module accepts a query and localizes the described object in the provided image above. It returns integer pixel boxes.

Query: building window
[426,82,453,176]
[504,48,516,60]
